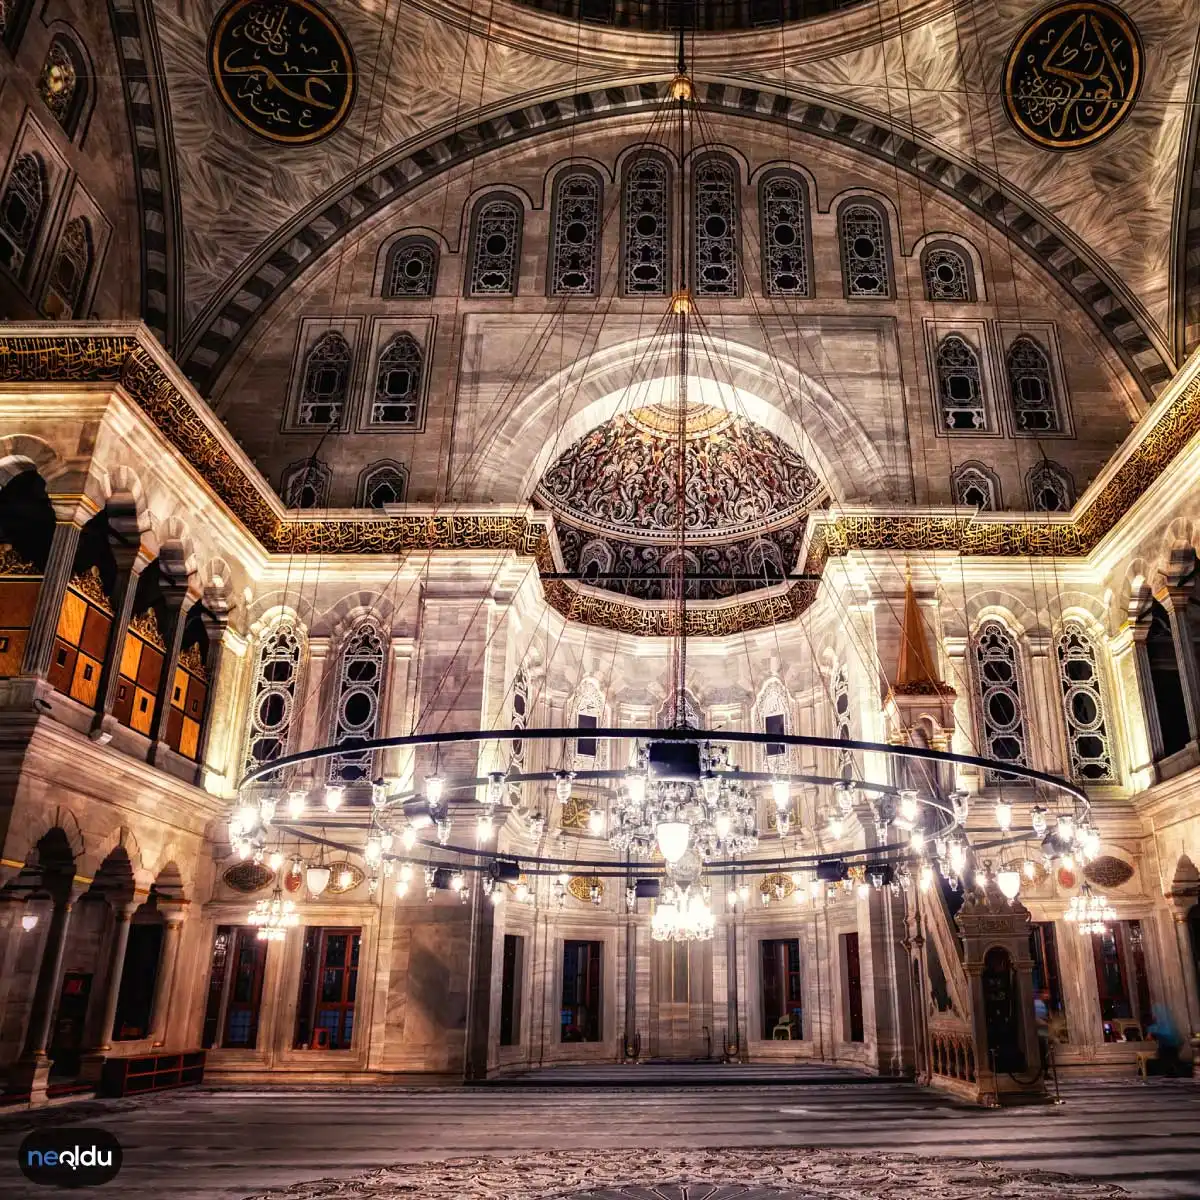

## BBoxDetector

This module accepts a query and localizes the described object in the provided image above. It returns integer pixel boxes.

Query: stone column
[148,589,198,764]
[1157,587,1200,744]
[1111,622,1158,781]
[89,901,139,1056]
[623,912,637,1059]
[725,917,740,1059]
[1025,635,1069,777]
[463,878,495,1081]
[148,912,186,1047]
[90,544,152,739]
[20,501,93,679]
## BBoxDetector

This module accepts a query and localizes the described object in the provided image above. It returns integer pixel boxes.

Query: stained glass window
[383,238,436,298]
[243,618,304,778]
[760,173,809,297]
[936,334,987,431]
[1028,461,1073,512]
[1007,336,1061,433]
[371,334,422,425]
[922,245,972,301]
[0,152,46,275]
[328,619,386,783]
[1056,620,1116,782]
[359,461,407,507]
[468,197,521,296]
[550,171,601,296]
[44,216,92,319]
[839,202,890,298]
[297,332,350,426]
[693,157,739,296]
[623,155,669,296]
[973,618,1028,781]
[281,459,331,509]
[951,463,998,511]
[38,36,83,135]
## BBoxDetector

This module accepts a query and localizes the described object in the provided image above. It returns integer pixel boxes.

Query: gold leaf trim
[69,565,111,612]
[567,874,603,903]
[129,606,166,650]
[0,543,38,577]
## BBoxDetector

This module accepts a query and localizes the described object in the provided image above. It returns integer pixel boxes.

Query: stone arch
[320,593,398,640]
[911,230,986,302]
[105,463,154,546]
[245,596,316,636]
[155,514,199,585]
[2,811,84,892]
[88,842,138,904]
[87,824,148,891]
[180,82,1171,399]
[964,595,1040,640]
[0,436,62,488]
[151,858,187,902]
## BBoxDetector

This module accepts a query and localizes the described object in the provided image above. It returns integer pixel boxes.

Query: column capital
[46,493,100,527]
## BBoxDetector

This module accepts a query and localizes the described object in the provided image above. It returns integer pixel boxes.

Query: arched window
[243,618,305,777]
[0,152,46,276]
[468,196,521,296]
[383,237,436,298]
[622,154,669,296]
[571,678,606,766]
[358,461,407,507]
[328,619,387,783]
[297,331,351,426]
[972,618,1028,780]
[1144,598,1190,759]
[1056,620,1116,782]
[280,458,331,509]
[832,664,852,780]
[936,334,987,431]
[838,201,890,298]
[38,35,87,137]
[44,215,92,318]
[758,676,791,768]
[549,170,601,296]
[951,462,1000,511]
[578,538,613,583]
[1007,336,1062,433]
[693,156,739,297]
[371,333,423,425]
[1028,461,1073,512]
[921,243,974,302]
[760,172,810,297]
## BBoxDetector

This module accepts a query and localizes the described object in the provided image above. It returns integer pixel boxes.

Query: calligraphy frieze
[1003,2,1142,150]
[208,0,356,145]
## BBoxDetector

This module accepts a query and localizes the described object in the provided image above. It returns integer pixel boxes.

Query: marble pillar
[89,544,152,740]
[148,913,186,1047]
[20,507,89,679]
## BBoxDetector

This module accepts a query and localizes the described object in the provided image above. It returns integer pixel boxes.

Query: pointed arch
[327,616,388,783]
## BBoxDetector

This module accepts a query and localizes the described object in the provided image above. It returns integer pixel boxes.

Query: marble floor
[1,1072,1198,1199]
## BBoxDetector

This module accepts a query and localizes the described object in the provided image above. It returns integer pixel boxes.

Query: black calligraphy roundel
[1003,1,1142,150]
[209,0,356,145]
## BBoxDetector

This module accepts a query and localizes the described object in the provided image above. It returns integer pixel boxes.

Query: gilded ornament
[0,543,38,576]
[69,565,111,612]
[566,874,603,903]
[1083,855,1134,889]
[129,606,166,650]
[758,872,795,900]
[559,796,591,831]
[179,644,208,677]
[223,861,274,892]
[327,860,364,893]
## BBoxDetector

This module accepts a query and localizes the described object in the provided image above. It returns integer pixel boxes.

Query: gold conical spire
[896,577,942,690]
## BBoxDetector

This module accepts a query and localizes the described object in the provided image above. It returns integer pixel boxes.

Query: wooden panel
[57,590,86,645]
[0,627,27,677]
[186,676,207,719]
[136,643,162,693]
[0,579,40,627]
[171,666,188,710]
[119,632,142,682]
[166,705,184,750]
[70,653,101,707]
[179,715,200,760]
[113,679,135,727]
[49,641,76,694]
[129,686,155,735]
[80,606,111,661]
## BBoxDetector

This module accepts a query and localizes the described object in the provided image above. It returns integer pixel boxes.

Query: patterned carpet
[242,1148,1126,1198]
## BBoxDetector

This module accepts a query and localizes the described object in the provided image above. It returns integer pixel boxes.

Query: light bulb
[1058,814,1075,842]
[587,807,605,835]
[287,790,306,820]
[426,775,445,808]
[555,770,574,803]
[402,825,417,851]
[994,800,1013,832]
[776,812,791,837]
[715,812,732,840]
[701,772,721,805]
[436,819,452,845]
[760,891,771,907]
[490,889,503,905]
[1031,805,1049,836]
[399,862,414,883]
[655,820,690,864]
[626,772,647,806]
[236,840,251,861]
[1061,853,1075,871]
[739,882,751,902]
[899,790,919,822]
[828,816,844,839]
[771,777,790,809]
[793,889,805,904]
[306,865,331,897]
[268,851,284,872]
[450,871,465,893]
[21,912,39,932]
[949,841,967,875]
[557,871,569,886]
[996,869,1021,900]
[727,888,739,907]
[364,836,382,865]
[910,829,926,852]
[258,796,277,824]
[337,868,353,891]
[486,771,506,807]
[394,878,408,899]
[477,813,494,840]
[324,786,344,813]
[232,803,257,835]
[809,880,821,900]
[1023,859,1037,880]
[919,864,934,893]
[515,881,530,903]
[379,831,393,852]
[372,780,389,808]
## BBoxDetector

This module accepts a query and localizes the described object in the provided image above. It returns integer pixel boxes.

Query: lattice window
[297,332,351,426]
[839,202,889,298]
[758,677,791,768]
[281,459,331,509]
[550,171,601,296]
[384,239,436,298]
[468,197,521,296]
[572,678,607,766]
[658,689,702,729]
[510,667,529,779]
[693,157,739,296]
[1028,461,1073,512]
[936,334,987,431]
[328,619,387,783]
[38,36,83,135]
[833,664,853,781]
[923,246,972,302]
[1007,336,1061,433]
[951,463,999,511]
[44,216,92,319]
[761,173,809,297]
[0,152,46,275]
[243,619,305,778]
[358,461,407,507]
[1056,620,1116,783]
[972,619,1028,781]
[623,155,669,296]
[371,334,422,425]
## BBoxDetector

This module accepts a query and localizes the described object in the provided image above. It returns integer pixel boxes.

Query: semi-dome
[507,0,868,33]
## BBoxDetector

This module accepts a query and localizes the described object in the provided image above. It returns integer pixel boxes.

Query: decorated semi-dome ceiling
[534,404,824,602]
[507,0,868,32]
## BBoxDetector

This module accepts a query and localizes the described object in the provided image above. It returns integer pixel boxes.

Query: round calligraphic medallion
[1004,1,1141,150]
[209,0,356,145]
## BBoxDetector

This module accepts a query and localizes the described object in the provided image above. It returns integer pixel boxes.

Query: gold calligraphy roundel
[1003,1,1142,151]
[209,0,356,145]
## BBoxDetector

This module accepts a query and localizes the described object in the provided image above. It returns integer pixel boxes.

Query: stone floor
[0,1070,1197,1199]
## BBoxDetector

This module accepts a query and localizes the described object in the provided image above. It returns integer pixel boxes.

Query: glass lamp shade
[287,790,306,820]
[898,790,919,822]
[306,865,332,896]
[425,775,445,808]
[21,912,39,932]
[554,771,574,803]
[486,771,506,807]
[587,807,606,835]
[626,772,647,806]
[996,869,1021,900]
[994,800,1013,832]
[655,820,691,864]
[771,778,790,809]
[714,812,732,840]
[324,786,344,813]
[828,816,845,839]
